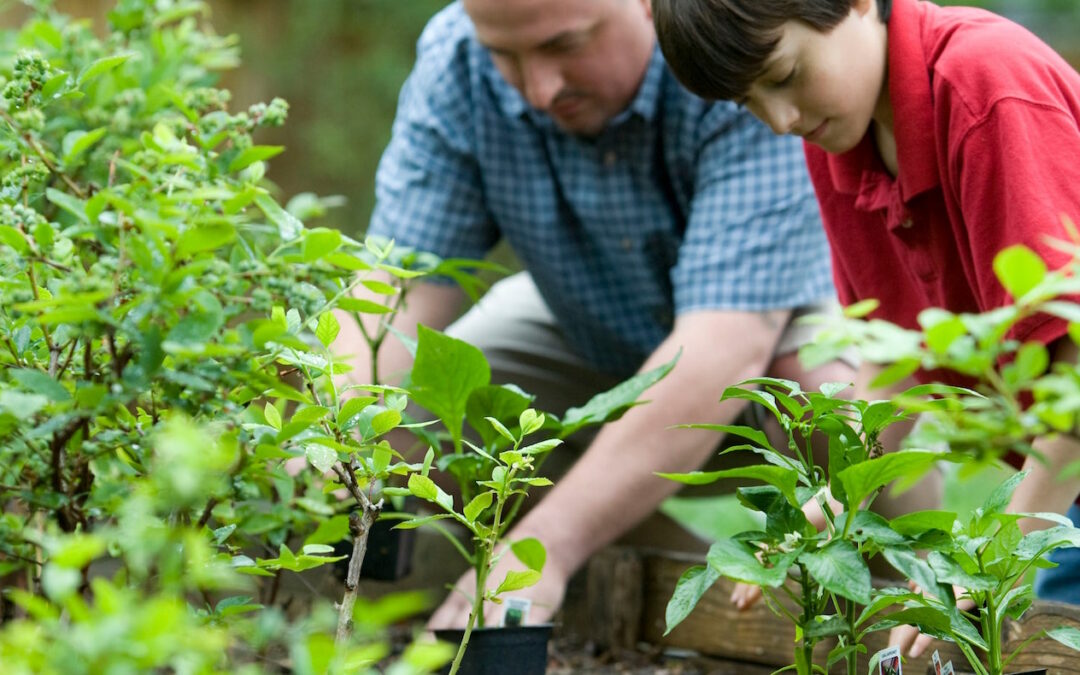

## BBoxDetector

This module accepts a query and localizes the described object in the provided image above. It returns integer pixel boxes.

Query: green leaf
[495,569,541,595]
[0,226,29,254]
[302,227,342,262]
[10,369,70,402]
[51,534,107,569]
[511,537,546,572]
[176,223,236,257]
[305,443,336,474]
[485,416,516,444]
[45,188,89,224]
[837,511,905,546]
[466,384,535,448]
[927,551,995,592]
[410,325,491,447]
[315,312,340,347]
[371,409,402,436]
[338,297,393,314]
[664,564,720,635]
[260,401,278,429]
[800,540,871,604]
[337,396,377,428]
[78,53,133,86]
[304,515,350,547]
[255,193,303,240]
[983,470,1027,516]
[706,539,794,588]
[408,473,454,513]
[394,514,454,530]
[228,145,284,172]
[1047,626,1080,651]
[993,244,1047,298]
[870,358,921,389]
[658,465,799,507]
[843,299,879,318]
[362,279,397,295]
[62,127,108,167]
[463,491,494,523]
[559,351,678,437]
[672,423,773,451]
[889,510,957,537]
[835,451,939,512]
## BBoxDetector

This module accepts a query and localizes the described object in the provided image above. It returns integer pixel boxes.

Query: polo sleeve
[671,107,835,315]
[367,43,498,267]
[952,98,1080,346]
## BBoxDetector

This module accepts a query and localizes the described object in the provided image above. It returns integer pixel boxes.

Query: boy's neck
[872,38,898,176]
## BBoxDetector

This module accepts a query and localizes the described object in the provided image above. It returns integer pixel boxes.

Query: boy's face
[464,0,656,136]
[737,1,888,154]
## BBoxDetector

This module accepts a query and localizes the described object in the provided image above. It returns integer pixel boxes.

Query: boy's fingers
[909,632,936,658]
[730,582,762,610]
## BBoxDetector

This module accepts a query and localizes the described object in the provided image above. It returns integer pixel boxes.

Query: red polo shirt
[806,0,1080,385]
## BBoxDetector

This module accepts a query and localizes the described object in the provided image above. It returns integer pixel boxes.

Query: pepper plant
[660,378,954,675]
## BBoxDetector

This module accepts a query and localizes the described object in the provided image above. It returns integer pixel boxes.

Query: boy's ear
[853,0,874,18]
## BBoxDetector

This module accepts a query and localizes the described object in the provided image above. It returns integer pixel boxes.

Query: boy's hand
[888,581,973,658]
[731,581,762,611]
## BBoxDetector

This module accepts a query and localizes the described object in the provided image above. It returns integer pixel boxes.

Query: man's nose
[519,56,563,111]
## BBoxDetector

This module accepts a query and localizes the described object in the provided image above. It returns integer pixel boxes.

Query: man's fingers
[888,624,920,655]
[909,632,936,658]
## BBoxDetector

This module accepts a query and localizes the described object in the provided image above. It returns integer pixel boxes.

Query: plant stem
[448,546,490,675]
[334,504,382,645]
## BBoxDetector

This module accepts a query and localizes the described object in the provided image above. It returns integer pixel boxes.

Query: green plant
[0,0,452,670]
[660,378,946,675]
[391,325,678,674]
[863,470,1080,675]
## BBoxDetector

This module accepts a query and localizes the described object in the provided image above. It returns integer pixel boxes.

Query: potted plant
[391,325,678,675]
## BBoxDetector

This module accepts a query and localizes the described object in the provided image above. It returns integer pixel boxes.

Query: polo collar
[827,0,940,202]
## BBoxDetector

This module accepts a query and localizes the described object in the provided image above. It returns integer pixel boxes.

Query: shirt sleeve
[671,107,836,315]
[952,98,1080,346]
[367,38,498,267]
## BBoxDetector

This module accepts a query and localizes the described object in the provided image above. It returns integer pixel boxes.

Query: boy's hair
[654,0,891,101]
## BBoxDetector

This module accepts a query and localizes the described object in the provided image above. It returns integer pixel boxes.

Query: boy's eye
[773,67,797,87]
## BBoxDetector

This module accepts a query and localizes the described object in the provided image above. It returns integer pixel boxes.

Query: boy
[654,0,1080,656]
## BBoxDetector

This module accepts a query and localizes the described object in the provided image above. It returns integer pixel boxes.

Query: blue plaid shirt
[369,2,834,376]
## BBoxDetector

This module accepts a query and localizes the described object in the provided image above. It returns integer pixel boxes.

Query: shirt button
[620,237,633,251]
[900,218,914,229]
[603,150,617,168]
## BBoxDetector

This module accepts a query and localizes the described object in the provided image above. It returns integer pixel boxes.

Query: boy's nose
[762,100,800,136]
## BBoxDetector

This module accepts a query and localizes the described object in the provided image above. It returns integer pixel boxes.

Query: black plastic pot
[332,517,415,582]
[1007,670,1048,675]
[434,624,552,675]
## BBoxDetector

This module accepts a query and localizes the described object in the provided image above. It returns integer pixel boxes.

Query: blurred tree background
[3,0,1079,237]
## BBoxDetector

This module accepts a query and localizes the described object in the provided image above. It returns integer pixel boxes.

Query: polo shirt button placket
[603,150,617,169]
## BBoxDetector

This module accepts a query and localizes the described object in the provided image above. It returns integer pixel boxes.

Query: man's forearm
[507,310,789,577]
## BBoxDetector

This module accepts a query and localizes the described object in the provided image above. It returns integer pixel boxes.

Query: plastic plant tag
[502,596,532,627]
[877,645,902,675]
[932,650,942,675]
[941,661,954,675]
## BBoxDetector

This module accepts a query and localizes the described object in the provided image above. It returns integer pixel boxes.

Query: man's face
[737,0,888,154]
[464,0,656,136]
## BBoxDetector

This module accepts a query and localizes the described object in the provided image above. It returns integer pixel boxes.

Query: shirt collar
[826,0,940,201]
[485,43,666,129]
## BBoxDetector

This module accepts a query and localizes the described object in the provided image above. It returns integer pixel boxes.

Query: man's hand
[426,544,569,629]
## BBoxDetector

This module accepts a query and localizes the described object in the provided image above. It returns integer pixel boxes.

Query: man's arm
[427,307,793,628]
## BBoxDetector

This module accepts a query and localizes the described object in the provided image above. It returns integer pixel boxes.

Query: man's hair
[654,0,891,101]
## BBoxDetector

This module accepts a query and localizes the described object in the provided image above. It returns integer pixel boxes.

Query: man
[349,0,856,628]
